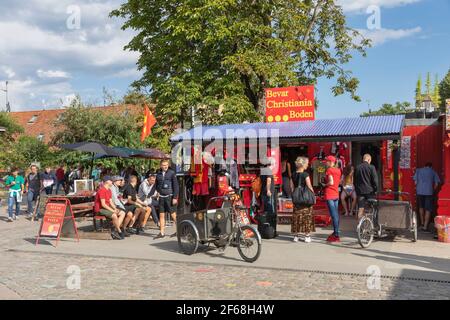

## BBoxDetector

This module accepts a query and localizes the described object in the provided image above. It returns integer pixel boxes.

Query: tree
[111,0,371,127]
[415,75,422,109]
[122,90,152,106]
[439,68,450,111]
[361,102,412,117]
[0,112,24,168]
[0,111,23,143]
[426,72,432,96]
[433,74,441,108]
[50,99,170,171]
[6,136,51,169]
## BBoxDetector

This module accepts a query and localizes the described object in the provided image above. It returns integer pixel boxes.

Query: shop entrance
[351,141,383,189]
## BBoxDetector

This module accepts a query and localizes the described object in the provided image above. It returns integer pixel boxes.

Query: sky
[0,0,449,118]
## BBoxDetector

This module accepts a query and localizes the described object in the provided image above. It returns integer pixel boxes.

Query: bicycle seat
[366,198,378,205]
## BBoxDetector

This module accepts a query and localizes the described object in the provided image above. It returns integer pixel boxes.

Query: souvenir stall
[170,115,405,233]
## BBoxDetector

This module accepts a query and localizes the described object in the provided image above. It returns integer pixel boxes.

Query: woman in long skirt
[291,157,315,243]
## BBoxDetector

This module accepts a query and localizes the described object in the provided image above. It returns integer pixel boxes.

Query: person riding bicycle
[354,154,379,220]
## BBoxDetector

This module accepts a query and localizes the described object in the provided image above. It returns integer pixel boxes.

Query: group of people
[288,153,379,243]
[1,160,180,240]
[2,164,65,221]
[94,159,179,240]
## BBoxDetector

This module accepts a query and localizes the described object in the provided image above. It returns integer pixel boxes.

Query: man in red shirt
[323,156,342,243]
[94,176,126,240]
[55,164,65,195]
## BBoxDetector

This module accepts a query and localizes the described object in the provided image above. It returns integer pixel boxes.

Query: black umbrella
[59,142,130,178]
[59,142,129,158]
[141,148,170,159]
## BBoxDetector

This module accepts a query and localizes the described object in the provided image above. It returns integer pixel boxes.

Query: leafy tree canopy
[111,0,370,126]
[361,102,412,117]
[439,68,450,111]
[50,97,170,171]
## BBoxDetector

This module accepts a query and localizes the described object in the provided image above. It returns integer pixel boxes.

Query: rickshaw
[177,189,262,263]
[356,191,418,248]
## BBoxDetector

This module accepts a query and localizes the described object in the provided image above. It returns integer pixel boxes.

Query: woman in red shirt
[323,156,342,242]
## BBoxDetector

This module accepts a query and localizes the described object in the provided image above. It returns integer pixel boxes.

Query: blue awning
[170,115,405,143]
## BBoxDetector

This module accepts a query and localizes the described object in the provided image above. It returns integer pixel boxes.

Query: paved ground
[0,203,449,300]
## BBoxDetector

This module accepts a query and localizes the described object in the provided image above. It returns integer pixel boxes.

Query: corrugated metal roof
[170,115,405,142]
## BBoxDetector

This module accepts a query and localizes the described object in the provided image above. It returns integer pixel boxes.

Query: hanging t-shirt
[324,167,342,200]
[311,159,327,187]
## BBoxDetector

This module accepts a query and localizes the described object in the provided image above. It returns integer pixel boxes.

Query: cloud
[357,27,422,46]
[0,66,15,79]
[0,0,140,111]
[37,69,70,79]
[338,0,422,13]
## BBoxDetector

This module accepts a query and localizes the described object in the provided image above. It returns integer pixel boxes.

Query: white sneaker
[304,236,312,243]
[293,236,299,242]
[7,217,13,222]
[13,214,17,220]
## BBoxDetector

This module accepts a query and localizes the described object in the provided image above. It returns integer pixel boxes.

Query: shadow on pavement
[352,248,450,276]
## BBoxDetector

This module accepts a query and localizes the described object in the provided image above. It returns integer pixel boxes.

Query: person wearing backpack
[291,156,316,243]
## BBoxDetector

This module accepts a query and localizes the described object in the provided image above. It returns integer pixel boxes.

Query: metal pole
[5,81,8,111]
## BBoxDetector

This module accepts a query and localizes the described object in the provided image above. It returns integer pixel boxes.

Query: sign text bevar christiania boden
[265,85,315,122]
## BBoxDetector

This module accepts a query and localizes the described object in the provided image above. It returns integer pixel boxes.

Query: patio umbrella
[141,148,170,159]
[59,142,130,158]
[111,147,169,159]
[59,142,130,177]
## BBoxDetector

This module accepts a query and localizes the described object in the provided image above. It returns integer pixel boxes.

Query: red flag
[140,105,157,142]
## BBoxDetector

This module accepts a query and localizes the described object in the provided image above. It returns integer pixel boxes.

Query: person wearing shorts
[154,160,179,239]
[414,162,440,232]
[354,154,379,220]
[94,176,126,239]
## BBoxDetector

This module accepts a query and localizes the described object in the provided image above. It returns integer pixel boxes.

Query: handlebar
[377,190,411,201]
[206,196,231,210]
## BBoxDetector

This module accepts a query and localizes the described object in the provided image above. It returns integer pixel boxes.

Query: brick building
[9,104,142,144]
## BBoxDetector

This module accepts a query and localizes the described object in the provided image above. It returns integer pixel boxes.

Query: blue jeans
[326,199,340,237]
[55,181,65,195]
[27,189,41,217]
[44,186,53,195]
[8,193,21,218]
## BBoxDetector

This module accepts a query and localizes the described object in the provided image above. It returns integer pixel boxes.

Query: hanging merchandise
[310,157,327,187]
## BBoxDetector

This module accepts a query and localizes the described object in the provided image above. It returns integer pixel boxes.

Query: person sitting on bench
[138,173,160,227]
[94,176,126,240]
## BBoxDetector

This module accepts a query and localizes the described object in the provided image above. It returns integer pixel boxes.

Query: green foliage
[415,75,422,108]
[426,72,431,95]
[0,111,23,142]
[122,90,152,106]
[361,102,412,117]
[439,68,450,111]
[50,98,170,172]
[433,74,441,108]
[111,0,370,126]
[4,136,51,169]
[0,112,25,169]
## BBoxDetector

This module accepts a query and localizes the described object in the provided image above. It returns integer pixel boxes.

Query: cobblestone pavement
[0,210,449,299]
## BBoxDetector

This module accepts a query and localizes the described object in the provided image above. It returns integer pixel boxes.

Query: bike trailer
[377,199,413,229]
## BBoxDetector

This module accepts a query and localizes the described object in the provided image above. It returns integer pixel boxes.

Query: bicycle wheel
[236,225,261,263]
[177,221,199,255]
[357,217,374,248]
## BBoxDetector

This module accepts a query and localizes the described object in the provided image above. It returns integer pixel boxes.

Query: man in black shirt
[25,165,42,218]
[154,160,179,239]
[354,154,379,219]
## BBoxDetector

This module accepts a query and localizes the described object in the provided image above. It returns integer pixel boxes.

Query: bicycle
[177,191,262,263]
